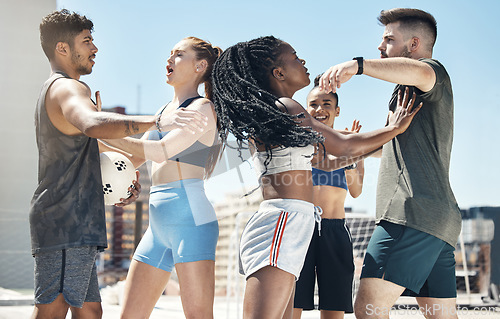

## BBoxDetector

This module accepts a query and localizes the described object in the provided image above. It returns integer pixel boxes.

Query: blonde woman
[102,37,222,319]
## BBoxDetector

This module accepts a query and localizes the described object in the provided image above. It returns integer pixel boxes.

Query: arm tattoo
[124,120,141,136]
[131,122,140,133]
[124,121,132,136]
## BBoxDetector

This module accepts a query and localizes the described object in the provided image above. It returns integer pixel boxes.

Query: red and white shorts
[239,199,317,280]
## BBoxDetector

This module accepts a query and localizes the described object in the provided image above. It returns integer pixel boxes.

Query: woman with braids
[211,36,422,319]
[100,37,223,319]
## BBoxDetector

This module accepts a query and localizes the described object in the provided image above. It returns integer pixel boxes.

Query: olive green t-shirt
[376,58,461,247]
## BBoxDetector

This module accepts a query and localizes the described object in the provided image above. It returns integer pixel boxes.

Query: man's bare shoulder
[44,76,95,135]
[48,77,91,101]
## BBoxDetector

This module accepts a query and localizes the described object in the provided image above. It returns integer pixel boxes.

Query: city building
[213,189,263,295]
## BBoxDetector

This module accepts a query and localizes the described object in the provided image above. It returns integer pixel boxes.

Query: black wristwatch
[353,57,364,75]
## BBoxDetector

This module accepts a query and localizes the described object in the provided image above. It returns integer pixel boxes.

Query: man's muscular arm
[319,57,436,93]
[46,78,208,138]
[363,58,436,92]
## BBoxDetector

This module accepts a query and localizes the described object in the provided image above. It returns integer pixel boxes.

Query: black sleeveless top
[30,72,107,254]
[148,96,217,167]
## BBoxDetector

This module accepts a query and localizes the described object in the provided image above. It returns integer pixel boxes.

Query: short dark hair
[378,8,437,50]
[39,9,94,60]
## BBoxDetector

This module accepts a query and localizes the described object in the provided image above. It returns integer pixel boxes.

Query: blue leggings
[133,179,219,272]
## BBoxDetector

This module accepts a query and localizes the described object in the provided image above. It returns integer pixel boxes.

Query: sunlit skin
[306,87,363,219]
[291,88,364,319]
[100,38,218,319]
[51,30,98,80]
[306,88,339,128]
[352,16,456,319]
[103,38,216,185]
[70,30,98,75]
[318,20,435,94]
[246,42,315,319]
[44,30,142,205]
[33,15,213,318]
[148,38,216,185]
[257,41,418,214]
[165,39,203,87]
[270,43,310,97]
[244,39,421,319]
[257,42,314,203]
[378,21,412,59]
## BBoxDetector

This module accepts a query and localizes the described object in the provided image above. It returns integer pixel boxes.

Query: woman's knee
[183,304,213,319]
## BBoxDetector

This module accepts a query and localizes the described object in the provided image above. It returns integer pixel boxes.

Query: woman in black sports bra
[100,37,222,318]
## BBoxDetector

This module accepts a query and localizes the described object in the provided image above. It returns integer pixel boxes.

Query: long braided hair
[212,36,324,156]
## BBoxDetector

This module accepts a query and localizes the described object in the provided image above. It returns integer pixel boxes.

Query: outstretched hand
[387,87,423,134]
[158,108,208,134]
[319,60,358,93]
[346,119,362,133]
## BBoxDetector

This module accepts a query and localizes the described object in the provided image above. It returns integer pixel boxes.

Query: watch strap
[353,57,364,75]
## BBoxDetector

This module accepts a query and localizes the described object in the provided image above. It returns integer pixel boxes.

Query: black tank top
[30,72,107,254]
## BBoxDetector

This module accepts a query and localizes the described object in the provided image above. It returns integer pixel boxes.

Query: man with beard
[319,8,461,319]
[31,9,207,318]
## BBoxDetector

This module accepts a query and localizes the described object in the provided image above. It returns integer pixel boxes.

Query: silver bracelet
[155,114,162,132]
[345,162,357,170]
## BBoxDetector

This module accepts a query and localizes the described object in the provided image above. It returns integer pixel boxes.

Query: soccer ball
[100,152,136,205]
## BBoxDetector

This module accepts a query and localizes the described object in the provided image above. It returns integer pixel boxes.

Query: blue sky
[57,0,500,215]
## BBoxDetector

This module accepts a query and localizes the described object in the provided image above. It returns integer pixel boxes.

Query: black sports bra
[148,96,216,167]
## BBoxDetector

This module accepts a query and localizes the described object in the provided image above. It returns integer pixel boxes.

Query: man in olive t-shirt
[318,8,461,319]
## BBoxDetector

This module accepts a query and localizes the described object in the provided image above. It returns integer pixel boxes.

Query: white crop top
[252,144,315,176]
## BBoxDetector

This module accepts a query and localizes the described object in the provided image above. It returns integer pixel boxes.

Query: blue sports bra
[311,167,347,190]
[148,96,216,168]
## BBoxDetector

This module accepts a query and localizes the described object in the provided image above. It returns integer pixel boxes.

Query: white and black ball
[100,152,136,205]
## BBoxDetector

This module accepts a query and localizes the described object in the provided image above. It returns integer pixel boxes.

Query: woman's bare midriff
[151,161,205,186]
[312,185,348,219]
[260,170,314,203]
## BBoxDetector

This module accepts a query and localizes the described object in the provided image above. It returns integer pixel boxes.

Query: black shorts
[294,218,354,312]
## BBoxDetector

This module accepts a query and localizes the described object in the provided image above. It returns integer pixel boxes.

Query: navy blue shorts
[294,219,354,312]
[361,221,457,298]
